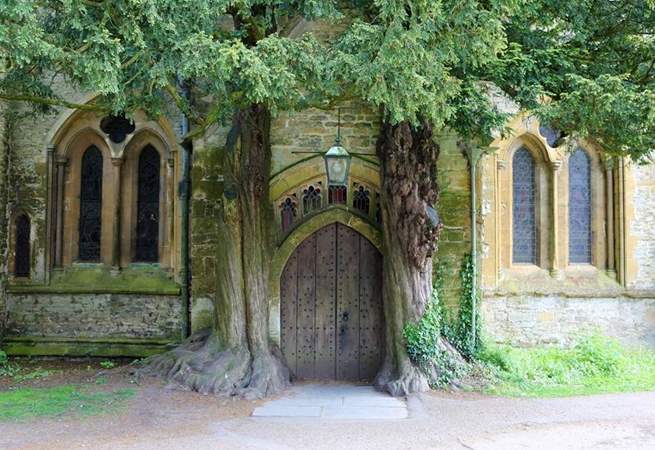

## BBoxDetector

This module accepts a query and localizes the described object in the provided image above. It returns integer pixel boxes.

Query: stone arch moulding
[492,112,561,166]
[269,155,380,202]
[267,207,383,344]
[51,109,177,160]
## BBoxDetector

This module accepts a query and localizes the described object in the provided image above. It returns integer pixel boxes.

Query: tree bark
[374,118,460,396]
[141,104,289,398]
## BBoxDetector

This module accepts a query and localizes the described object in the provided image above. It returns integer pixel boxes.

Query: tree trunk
[374,118,461,396]
[141,104,289,399]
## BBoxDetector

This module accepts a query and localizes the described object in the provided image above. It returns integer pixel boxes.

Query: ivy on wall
[455,254,482,358]
[403,253,482,385]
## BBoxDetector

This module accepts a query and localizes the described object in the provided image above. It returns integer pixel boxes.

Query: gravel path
[1,382,654,449]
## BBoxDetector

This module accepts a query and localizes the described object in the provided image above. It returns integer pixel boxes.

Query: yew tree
[1,0,338,398]
[2,0,655,398]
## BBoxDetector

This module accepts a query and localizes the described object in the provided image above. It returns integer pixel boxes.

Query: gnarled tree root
[375,338,469,397]
[137,330,290,399]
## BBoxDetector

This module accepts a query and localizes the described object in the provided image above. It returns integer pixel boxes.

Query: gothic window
[512,147,536,264]
[569,148,592,263]
[135,145,161,262]
[79,146,103,261]
[302,185,322,215]
[353,185,370,215]
[14,214,30,277]
[280,197,297,232]
[328,185,347,205]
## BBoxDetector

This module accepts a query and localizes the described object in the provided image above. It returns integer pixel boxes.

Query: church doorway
[280,223,384,382]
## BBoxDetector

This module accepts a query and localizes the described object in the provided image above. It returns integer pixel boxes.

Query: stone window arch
[280,197,298,232]
[485,127,622,288]
[47,112,177,271]
[121,132,174,267]
[302,184,323,215]
[352,184,371,215]
[562,145,610,270]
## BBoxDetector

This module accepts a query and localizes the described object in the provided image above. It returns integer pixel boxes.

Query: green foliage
[454,254,481,358]
[0,350,19,378]
[0,353,59,381]
[492,0,655,162]
[403,289,443,366]
[479,335,655,397]
[402,276,465,387]
[2,0,655,159]
[0,0,337,124]
[333,0,510,128]
[0,385,135,421]
[12,369,55,383]
[100,360,116,369]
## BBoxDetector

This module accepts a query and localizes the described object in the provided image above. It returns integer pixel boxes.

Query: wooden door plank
[280,252,298,375]
[336,224,361,381]
[358,236,384,381]
[295,235,317,379]
[314,224,337,380]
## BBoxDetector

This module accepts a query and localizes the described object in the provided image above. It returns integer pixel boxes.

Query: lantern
[324,143,351,186]
[324,108,351,186]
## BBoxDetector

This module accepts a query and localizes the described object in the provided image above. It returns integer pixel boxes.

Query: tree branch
[0,93,110,112]
[164,83,204,126]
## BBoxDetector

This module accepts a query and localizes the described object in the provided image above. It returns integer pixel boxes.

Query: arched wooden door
[280,223,384,382]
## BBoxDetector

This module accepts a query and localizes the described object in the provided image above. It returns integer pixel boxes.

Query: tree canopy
[1,0,654,160]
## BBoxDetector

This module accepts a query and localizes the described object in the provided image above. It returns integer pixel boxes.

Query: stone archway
[279,222,384,382]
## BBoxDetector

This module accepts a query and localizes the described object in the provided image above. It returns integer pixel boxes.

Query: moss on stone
[8,266,180,295]
[3,336,174,357]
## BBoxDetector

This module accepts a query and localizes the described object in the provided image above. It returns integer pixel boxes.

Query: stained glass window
[353,185,370,215]
[569,148,592,263]
[14,214,30,277]
[302,185,322,215]
[79,146,103,261]
[328,185,347,204]
[136,145,161,262]
[512,147,536,264]
[280,197,297,232]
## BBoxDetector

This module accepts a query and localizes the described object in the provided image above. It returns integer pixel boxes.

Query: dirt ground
[1,361,654,449]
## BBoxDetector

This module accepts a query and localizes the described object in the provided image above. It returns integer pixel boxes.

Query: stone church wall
[478,122,655,348]
[0,79,187,356]
[6,293,181,338]
[1,70,654,356]
[631,164,655,290]
[482,295,655,348]
[480,161,655,349]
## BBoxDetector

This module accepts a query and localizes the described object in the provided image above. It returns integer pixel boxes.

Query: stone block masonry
[482,295,655,348]
[3,293,184,356]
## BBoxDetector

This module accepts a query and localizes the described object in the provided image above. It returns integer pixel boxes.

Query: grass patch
[0,385,136,421]
[479,335,655,397]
